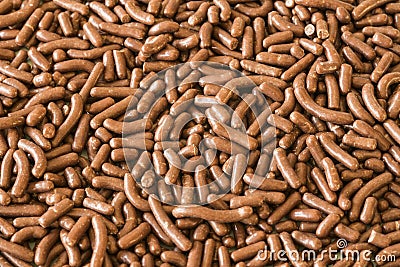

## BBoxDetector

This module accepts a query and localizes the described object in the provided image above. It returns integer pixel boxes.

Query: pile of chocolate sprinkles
[0,0,399,266]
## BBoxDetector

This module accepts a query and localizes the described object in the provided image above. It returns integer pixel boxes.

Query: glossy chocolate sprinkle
[0,0,398,266]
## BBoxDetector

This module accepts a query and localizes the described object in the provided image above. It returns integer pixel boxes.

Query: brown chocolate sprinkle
[0,0,398,266]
